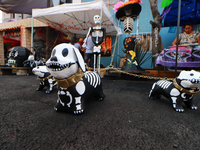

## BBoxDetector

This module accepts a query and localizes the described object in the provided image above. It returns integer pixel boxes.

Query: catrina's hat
[115,0,142,21]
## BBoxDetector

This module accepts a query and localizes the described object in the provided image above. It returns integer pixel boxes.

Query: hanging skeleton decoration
[83,15,106,73]
[149,70,200,112]
[32,65,57,94]
[46,43,105,114]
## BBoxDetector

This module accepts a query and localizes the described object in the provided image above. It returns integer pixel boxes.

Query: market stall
[158,0,200,70]
[156,44,200,68]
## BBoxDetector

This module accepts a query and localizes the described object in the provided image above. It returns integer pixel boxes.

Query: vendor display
[156,44,200,67]
[46,43,105,114]
[149,70,200,112]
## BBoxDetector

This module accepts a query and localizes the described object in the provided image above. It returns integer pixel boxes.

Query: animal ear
[73,47,86,72]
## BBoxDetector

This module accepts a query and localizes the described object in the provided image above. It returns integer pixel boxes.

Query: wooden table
[0,67,29,75]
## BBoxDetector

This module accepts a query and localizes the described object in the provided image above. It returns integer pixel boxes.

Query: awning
[32,0,120,36]
[0,0,47,14]
[161,0,200,27]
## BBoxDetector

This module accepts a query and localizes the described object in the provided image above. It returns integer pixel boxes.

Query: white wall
[73,0,81,3]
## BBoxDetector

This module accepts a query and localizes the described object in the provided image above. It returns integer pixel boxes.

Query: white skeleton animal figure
[46,43,105,114]
[84,15,107,73]
[32,65,57,94]
[149,70,200,112]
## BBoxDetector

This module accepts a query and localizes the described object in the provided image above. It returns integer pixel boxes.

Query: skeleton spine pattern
[149,80,172,97]
[156,80,172,89]
[84,71,101,88]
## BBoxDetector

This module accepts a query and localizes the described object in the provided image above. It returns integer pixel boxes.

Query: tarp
[32,0,120,36]
[161,0,200,27]
[0,0,47,14]
[3,36,20,50]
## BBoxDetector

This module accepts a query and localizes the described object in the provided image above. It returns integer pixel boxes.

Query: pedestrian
[172,23,200,46]
[70,37,83,58]
[78,38,85,58]
[83,34,95,68]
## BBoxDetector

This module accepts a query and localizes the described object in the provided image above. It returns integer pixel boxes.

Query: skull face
[46,44,85,79]
[7,46,32,67]
[177,70,200,88]
[94,15,101,25]
[32,66,49,78]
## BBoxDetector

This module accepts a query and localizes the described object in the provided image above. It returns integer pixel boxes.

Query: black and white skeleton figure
[115,1,142,42]
[83,15,107,73]
[149,70,200,112]
[23,55,45,75]
[7,46,32,67]
[32,66,57,94]
[46,43,105,114]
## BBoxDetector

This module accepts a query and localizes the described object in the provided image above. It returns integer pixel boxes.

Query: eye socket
[190,73,194,76]
[52,49,56,56]
[62,48,68,57]
[14,51,18,57]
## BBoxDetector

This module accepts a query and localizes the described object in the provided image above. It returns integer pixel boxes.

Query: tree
[149,0,164,68]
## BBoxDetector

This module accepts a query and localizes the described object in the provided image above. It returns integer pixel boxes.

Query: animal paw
[149,97,154,100]
[191,106,198,110]
[74,109,84,114]
[175,108,185,112]
[98,98,103,101]
[45,90,50,94]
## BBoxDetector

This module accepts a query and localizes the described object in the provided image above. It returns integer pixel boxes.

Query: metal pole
[175,0,181,77]
[31,17,34,53]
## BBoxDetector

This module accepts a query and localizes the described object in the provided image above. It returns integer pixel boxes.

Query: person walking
[83,34,95,68]
[78,38,85,58]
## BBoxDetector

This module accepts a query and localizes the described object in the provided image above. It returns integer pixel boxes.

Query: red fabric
[3,36,20,50]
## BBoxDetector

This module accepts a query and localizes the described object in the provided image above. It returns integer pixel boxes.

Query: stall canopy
[3,36,20,50]
[32,0,120,37]
[0,0,47,14]
[161,0,200,27]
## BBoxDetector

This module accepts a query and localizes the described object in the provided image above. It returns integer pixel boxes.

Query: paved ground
[1,74,200,150]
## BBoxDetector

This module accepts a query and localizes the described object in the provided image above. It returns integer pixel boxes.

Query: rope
[86,66,174,81]
[109,35,120,67]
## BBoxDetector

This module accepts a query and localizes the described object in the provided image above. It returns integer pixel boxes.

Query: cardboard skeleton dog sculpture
[32,66,57,93]
[149,70,200,112]
[46,43,105,114]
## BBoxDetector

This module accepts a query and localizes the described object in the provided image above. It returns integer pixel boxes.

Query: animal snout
[50,56,58,61]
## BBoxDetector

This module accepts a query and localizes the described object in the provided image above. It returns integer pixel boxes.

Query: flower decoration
[113,1,124,13]
[129,50,136,60]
